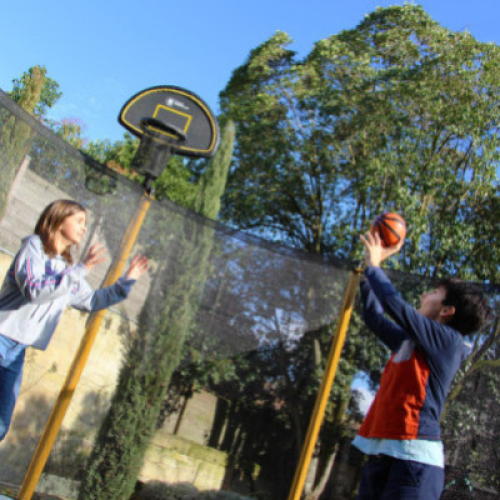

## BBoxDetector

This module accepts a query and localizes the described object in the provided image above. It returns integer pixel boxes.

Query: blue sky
[1,0,499,145]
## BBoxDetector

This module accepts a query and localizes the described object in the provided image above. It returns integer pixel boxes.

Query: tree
[218,5,500,497]
[78,121,235,500]
[53,118,87,149]
[219,7,500,279]
[84,133,139,178]
[0,66,61,217]
[193,121,236,219]
[9,66,61,120]
[84,133,210,205]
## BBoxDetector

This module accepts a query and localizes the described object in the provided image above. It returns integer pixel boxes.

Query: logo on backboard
[166,98,189,110]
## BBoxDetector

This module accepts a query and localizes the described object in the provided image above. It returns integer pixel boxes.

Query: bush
[192,492,251,500]
[136,481,252,500]
[136,482,198,500]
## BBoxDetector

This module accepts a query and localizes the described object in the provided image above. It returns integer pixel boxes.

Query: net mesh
[0,89,498,500]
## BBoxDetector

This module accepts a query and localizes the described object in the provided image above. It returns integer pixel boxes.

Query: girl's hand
[125,254,149,280]
[82,243,106,271]
[360,231,403,268]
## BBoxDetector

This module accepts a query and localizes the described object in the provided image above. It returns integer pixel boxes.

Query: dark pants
[0,335,26,441]
[356,454,444,500]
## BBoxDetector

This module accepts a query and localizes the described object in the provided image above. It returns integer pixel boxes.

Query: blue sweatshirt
[358,266,469,441]
[0,235,135,350]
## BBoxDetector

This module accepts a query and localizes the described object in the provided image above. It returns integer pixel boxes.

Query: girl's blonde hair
[34,199,86,263]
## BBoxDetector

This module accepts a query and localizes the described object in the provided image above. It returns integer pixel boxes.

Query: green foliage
[83,120,236,214]
[84,133,139,179]
[153,156,197,206]
[0,65,59,218]
[193,121,236,219]
[441,311,500,492]
[89,133,138,168]
[220,5,500,281]
[78,287,194,499]
[9,65,61,119]
[137,482,198,500]
[136,481,252,500]
[53,117,87,149]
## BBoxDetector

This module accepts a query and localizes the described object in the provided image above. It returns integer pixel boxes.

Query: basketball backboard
[118,86,220,158]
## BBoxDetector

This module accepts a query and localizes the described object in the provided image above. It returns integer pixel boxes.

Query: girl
[0,199,148,441]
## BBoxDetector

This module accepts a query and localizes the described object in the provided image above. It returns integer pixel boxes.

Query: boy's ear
[440,305,455,321]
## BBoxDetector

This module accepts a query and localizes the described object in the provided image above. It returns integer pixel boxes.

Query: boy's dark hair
[437,278,491,335]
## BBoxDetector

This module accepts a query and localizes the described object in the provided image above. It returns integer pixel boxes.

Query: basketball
[371,212,406,248]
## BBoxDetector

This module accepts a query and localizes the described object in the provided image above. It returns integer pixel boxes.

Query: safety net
[0,89,498,500]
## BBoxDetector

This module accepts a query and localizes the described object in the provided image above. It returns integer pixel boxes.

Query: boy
[353,231,490,500]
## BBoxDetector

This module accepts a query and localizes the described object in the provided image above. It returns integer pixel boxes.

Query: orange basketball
[371,212,406,248]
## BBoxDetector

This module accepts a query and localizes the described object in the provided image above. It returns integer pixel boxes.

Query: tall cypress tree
[193,120,236,219]
[78,121,235,500]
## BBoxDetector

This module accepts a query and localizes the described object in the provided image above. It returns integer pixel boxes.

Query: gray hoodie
[0,235,135,349]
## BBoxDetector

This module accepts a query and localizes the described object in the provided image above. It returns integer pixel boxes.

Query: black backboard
[118,86,220,158]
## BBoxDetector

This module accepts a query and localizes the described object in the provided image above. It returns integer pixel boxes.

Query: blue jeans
[356,454,444,500]
[0,335,26,441]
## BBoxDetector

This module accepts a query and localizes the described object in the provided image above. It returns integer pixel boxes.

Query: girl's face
[58,210,87,246]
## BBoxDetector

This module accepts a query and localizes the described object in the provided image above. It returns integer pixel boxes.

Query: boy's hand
[360,231,403,267]
[125,254,149,280]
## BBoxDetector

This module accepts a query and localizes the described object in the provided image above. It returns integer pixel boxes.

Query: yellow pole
[287,268,362,500]
[17,193,151,500]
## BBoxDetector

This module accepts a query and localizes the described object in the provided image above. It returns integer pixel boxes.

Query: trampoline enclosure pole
[287,268,362,500]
